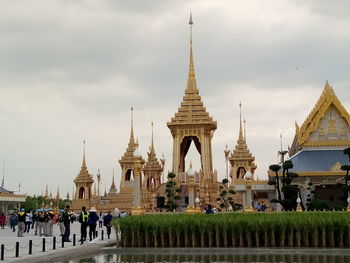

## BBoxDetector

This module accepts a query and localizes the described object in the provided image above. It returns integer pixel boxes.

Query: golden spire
[45,184,49,198]
[238,102,244,142]
[56,186,60,200]
[150,122,155,155]
[244,119,247,142]
[82,139,87,170]
[129,106,135,145]
[112,168,116,188]
[93,181,97,196]
[186,12,198,94]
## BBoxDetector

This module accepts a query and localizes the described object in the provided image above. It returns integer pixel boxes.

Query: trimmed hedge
[114,212,350,248]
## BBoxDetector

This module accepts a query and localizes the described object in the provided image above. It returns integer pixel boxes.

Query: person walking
[35,211,45,236]
[79,206,88,241]
[10,213,18,232]
[0,212,5,229]
[98,211,103,228]
[88,207,99,240]
[31,210,37,229]
[103,211,113,239]
[25,211,32,233]
[62,205,71,242]
[57,210,65,236]
[17,208,26,237]
[47,209,54,236]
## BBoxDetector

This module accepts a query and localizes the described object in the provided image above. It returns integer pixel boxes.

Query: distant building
[0,186,26,213]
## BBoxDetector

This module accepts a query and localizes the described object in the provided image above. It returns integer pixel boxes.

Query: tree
[216,179,241,211]
[164,172,182,212]
[268,160,299,211]
[340,147,350,207]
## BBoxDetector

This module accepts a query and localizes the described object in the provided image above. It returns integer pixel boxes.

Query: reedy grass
[113,212,350,248]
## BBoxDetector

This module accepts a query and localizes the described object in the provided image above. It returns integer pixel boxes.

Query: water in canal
[67,249,350,263]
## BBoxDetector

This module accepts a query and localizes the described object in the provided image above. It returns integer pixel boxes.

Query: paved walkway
[0,222,116,262]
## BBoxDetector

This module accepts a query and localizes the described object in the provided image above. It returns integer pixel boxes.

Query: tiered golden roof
[73,141,94,185]
[109,170,117,194]
[167,14,216,132]
[119,107,140,164]
[143,123,163,175]
[230,104,256,170]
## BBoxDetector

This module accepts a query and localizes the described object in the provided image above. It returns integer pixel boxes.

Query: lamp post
[296,194,303,212]
[224,144,230,184]
[195,196,201,213]
[186,175,196,214]
[244,171,254,212]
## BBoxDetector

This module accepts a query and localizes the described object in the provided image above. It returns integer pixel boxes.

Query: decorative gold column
[131,159,145,215]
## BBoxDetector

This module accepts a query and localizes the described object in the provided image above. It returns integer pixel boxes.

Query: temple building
[166,13,219,206]
[69,15,350,213]
[282,82,350,209]
[0,186,26,213]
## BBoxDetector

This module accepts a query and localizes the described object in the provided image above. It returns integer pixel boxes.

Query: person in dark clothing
[17,209,26,237]
[10,213,18,232]
[62,205,71,242]
[79,206,88,241]
[88,207,99,240]
[205,204,214,214]
[31,211,37,229]
[103,211,113,238]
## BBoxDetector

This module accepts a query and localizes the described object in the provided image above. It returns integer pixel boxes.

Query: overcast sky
[1,0,350,196]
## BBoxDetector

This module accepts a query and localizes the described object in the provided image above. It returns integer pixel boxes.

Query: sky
[0,0,350,196]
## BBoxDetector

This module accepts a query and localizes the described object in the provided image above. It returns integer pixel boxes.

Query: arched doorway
[179,136,201,173]
[78,187,85,199]
[125,169,133,181]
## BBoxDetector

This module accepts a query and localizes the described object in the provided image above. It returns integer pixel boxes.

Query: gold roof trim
[296,81,350,146]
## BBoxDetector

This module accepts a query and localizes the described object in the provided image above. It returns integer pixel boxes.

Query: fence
[0,229,110,261]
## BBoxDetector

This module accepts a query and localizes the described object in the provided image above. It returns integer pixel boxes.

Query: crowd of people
[0,205,119,242]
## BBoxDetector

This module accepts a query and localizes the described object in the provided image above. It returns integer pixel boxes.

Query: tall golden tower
[229,103,257,182]
[73,140,94,200]
[167,14,217,189]
[142,122,164,191]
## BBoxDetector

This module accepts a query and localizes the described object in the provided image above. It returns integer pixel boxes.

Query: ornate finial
[129,106,135,144]
[56,186,60,200]
[186,12,198,93]
[244,119,247,141]
[280,133,283,152]
[150,122,155,154]
[1,159,4,188]
[112,168,116,187]
[238,102,244,141]
[82,139,87,169]
[45,184,49,197]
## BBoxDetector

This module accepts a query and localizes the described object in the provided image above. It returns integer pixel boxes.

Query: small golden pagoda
[142,122,164,191]
[229,103,257,182]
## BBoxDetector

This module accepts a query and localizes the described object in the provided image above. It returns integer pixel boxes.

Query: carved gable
[308,105,350,143]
